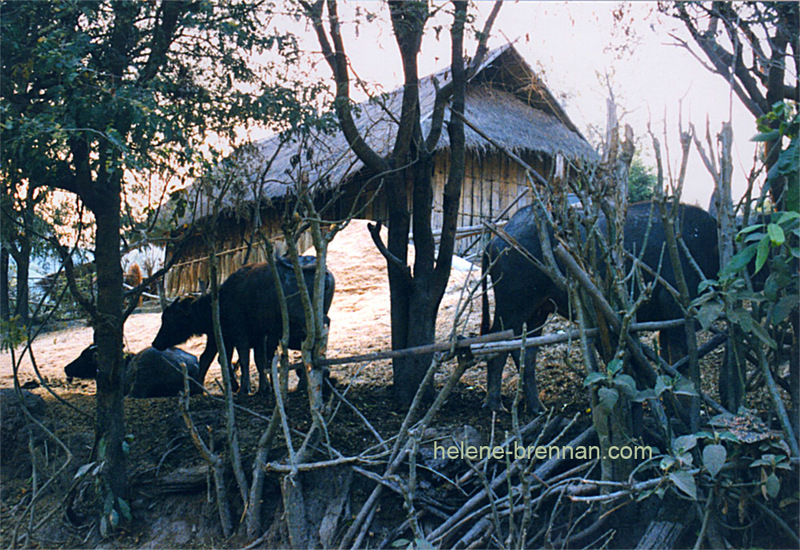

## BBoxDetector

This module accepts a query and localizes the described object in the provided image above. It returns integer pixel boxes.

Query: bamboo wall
[326,174,389,224]
[165,150,551,297]
[430,151,548,256]
[164,211,312,297]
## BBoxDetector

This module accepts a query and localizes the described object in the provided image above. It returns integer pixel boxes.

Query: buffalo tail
[481,250,490,335]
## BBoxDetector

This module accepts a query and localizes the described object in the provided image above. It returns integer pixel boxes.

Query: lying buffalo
[64,344,203,398]
[152,256,335,395]
[482,202,719,412]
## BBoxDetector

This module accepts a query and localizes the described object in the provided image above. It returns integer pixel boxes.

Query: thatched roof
[188,44,596,219]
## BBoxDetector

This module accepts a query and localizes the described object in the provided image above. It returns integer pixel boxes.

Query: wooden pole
[318,319,691,367]
[318,329,515,367]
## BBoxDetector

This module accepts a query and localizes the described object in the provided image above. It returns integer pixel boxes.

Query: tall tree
[1,0,305,523]
[303,0,501,406]
[663,1,799,208]
[0,182,49,326]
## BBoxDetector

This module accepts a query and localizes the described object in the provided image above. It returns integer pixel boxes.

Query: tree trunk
[763,23,790,210]
[385,173,411,335]
[392,280,439,406]
[382,0,468,408]
[92,186,128,501]
[1,246,9,323]
[790,315,799,441]
[310,0,472,409]
[13,245,29,325]
[384,153,454,407]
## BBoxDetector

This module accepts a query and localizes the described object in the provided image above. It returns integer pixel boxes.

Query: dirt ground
[2,220,741,548]
[1,220,413,388]
[0,219,594,547]
[0,221,788,548]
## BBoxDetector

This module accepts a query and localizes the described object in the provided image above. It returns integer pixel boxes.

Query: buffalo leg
[253,338,271,395]
[198,338,218,385]
[509,343,544,413]
[485,309,547,412]
[226,345,240,393]
[232,342,250,394]
[264,336,281,392]
[485,350,510,412]
[296,363,309,392]
[659,327,688,367]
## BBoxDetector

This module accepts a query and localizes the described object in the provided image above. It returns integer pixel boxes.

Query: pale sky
[264,1,767,209]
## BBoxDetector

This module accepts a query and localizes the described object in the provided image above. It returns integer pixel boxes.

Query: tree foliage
[627,155,657,203]
[662,1,799,208]
[1,0,309,526]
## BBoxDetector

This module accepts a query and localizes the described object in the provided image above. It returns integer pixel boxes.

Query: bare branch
[366,222,412,284]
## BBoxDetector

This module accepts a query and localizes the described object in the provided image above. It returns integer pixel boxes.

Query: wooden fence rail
[318,319,688,367]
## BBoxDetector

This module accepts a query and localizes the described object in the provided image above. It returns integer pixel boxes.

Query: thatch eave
[179,43,597,225]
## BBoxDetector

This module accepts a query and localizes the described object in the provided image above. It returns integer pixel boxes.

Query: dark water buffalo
[482,202,719,413]
[64,344,202,398]
[152,256,335,395]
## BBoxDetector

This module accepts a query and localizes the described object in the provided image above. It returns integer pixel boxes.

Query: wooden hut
[165,44,597,296]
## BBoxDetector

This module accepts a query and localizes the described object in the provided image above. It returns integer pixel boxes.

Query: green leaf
[755,235,770,274]
[775,211,800,224]
[98,436,108,460]
[697,278,718,293]
[751,129,781,142]
[109,508,119,528]
[703,444,727,477]
[767,223,786,246]
[674,435,698,453]
[655,375,671,396]
[786,181,799,214]
[728,307,752,331]
[100,516,109,538]
[766,473,781,499]
[743,231,767,243]
[583,372,606,387]
[117,497,132,521]
[719,431,741,443]
[720,246,757,277]
[674,378,698,397]
[75,462,96,479]
[737,223,767,237]
[633,388,657,402]
[598,387,619,413]
[749,319,777,349]
[776,138,799,176]
[697,300,724,331]
[613,374,638,397]
[607,358,623,376]
[772,295,799,324]
[669,471,697,500]
[751,457,772,468]
[729,290,766,303]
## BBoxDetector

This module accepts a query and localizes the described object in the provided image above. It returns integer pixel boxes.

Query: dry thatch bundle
[185,43,597,223]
